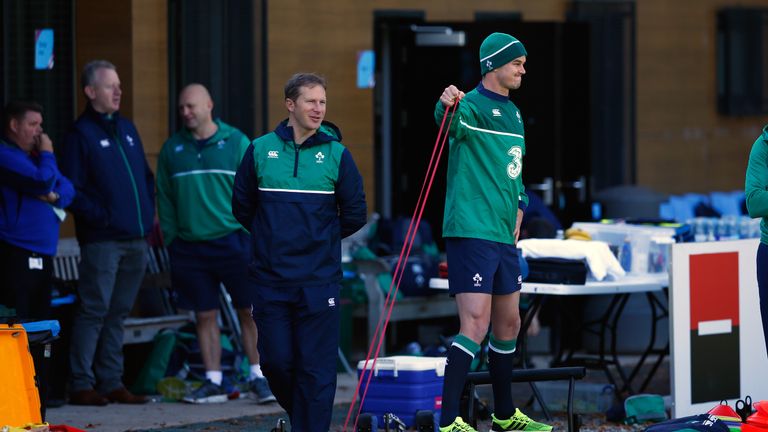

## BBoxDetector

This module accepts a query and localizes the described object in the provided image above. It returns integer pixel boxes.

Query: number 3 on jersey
[507,146,522,179]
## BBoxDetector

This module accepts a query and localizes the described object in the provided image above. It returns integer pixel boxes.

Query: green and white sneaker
[439,416,478,432]
[491,409,554,431]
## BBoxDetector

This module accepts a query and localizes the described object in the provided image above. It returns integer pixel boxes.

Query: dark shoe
[69,389,109,406]
[249,377,277,404]
[182,379,228,404]
[106,387,148,404]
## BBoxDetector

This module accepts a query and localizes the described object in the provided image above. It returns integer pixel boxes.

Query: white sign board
[670,239,768,418]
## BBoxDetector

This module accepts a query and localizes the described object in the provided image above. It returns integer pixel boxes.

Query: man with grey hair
[60,59,154,406]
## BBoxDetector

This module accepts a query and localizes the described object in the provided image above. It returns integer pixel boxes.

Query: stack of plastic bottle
[686,216,761,242]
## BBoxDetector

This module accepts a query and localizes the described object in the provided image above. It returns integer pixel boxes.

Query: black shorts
[170,232,254,311]
[445,237,522,295]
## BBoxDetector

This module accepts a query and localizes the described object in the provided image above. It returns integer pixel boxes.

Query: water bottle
[694,218,707,242]
[739,217,751,239]
[727,217,738,240]
[715,218,728,240]
[619,238,632,272]
[706,218,716,242]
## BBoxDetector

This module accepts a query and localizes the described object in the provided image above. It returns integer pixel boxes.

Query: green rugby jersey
[434,83,529,245]
[156,120,250,244]
[746,125,768,245]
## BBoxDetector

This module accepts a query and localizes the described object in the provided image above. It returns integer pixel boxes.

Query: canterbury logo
[267,150,279,159]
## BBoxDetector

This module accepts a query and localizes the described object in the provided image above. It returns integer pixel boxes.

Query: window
[717,8,768,116]
[1,0,75,144]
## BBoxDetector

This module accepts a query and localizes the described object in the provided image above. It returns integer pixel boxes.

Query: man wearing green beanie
[434,32,552,432]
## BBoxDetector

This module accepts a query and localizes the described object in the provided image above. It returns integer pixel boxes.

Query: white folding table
[429,273,669,393]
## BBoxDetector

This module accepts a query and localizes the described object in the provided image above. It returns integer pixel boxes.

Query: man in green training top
[156,84,275,404]
[435,32,553,432]
[745,125,768,363]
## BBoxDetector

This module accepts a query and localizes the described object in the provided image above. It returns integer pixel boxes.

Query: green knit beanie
[479,32,527,75]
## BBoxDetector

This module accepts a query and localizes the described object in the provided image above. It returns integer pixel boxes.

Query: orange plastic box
[0,324,42,426]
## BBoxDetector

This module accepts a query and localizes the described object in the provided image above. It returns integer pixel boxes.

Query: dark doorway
[168,0,262,138]
[568,0,636,191]
[374,16,592,247]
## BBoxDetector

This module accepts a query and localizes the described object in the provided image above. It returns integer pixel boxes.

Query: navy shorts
[170,231,254,311]
[445,237,522,295]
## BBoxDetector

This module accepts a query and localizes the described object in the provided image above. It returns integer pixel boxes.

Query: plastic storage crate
[0,324,42,426]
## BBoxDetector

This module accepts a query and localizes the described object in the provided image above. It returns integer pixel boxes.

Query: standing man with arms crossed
[0,100,74,321]
[232,73,367,432]
[60,60,154,406]
[156,83,275,404]
[435,33,553,432]
[744,125,768,359]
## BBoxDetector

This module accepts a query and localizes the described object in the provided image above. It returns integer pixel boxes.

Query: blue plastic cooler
[357,356,446,427]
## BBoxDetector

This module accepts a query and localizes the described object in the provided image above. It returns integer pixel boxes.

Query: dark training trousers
[0,241,53,320]
[756,242,768,357]
[253,283,340,432]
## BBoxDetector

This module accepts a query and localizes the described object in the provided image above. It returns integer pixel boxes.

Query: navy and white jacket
[232,120,367,287]
[59,104,155,244]
[0,136,75,256]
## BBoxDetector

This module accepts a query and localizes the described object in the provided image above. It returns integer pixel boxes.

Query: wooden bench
[352,258,458,356]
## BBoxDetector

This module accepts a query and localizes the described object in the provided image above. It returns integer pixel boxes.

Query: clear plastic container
[618,239,632,272]
[571,222,677,274]
[648,236,674,273]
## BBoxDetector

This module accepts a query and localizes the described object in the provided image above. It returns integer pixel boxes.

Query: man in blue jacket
[0,100,74,320]
[59,60,154,406]
[232,73,367,432]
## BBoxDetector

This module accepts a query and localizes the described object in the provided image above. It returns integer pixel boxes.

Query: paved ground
[45,355,670,431]
[45,373,358,431]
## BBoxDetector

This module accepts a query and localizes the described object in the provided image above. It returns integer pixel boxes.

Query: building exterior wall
[636,0,768,194]
[75,0,168,168]
[265,1,565,212]
[68,0,768,217]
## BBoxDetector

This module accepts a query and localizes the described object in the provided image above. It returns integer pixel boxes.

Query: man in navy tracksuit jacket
[59,60,154,406]
[232,73,367,431]
[0,100,74,320]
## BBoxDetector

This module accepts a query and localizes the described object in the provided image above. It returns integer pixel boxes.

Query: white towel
[518,239,626,281]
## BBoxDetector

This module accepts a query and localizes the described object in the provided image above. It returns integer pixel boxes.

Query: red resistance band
[343,101,460,432]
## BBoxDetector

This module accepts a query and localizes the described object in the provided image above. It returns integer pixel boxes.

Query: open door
[374,15,592,246]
